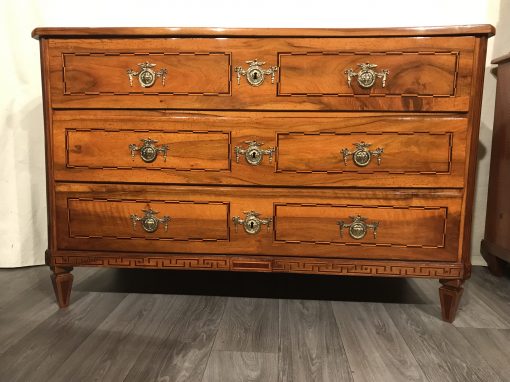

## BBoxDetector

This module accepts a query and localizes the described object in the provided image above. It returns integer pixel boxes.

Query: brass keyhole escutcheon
[232,211,272,235]
[234,59,278,87]
[234,141,275,166]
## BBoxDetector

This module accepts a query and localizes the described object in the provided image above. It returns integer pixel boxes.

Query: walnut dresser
[33,25,494,322]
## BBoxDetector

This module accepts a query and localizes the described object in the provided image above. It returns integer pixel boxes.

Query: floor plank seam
[200,296,228,382]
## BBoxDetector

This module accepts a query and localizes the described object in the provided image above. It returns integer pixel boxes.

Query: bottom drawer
[54,184,461,261]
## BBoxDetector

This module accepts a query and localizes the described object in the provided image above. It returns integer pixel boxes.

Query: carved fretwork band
[51,254,464,279]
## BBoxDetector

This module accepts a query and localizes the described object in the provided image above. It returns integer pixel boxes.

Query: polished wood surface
[63,52,230,94]
[32,24,496,39]
[481,51,510,274]
[34,26,493,322]
[52,110,468,188]
[54,183,461,261]
[46,37,475,111]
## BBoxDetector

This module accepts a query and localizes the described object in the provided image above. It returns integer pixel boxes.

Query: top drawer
[46,37,476,112]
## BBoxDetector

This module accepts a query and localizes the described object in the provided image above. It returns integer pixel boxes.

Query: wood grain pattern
[213,297,279,353]
[48,253,465,280]
[453,270,510,328]
[279,52,459,96]
[459,328,510,382]
[63,52,231,95]
[275,203,448,248]
[52,110,468,188]
[203,351,278,382]
[332,302,428,382]
[66,128,230,171]
[3,265,510,381]
[124,295,226,382]
[278,299,353,382]
[0,292,126,382]
[0,267,99,356]
[54,183,461,261]
[277,131,453,174]
[457,36,489,279]
[385,303,504,382]
[46,36,476,111]
[32,25,496,39]
[66,198,229,242]
[50,293,186,382]
[34,27,493,322]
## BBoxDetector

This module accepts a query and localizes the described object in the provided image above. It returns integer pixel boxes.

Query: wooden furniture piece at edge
[481,52,510,276]
[33,25,495,323]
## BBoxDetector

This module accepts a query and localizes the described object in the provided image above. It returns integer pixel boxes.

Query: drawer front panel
[277,132,451,173]
[48,37,475,111]
[275,204,445,247]
[63,52,230,95]
[53,111,467,187]
[66,129,230,171]
[278,52,457,97]
[55,184,461,261]
[66,198,229,241]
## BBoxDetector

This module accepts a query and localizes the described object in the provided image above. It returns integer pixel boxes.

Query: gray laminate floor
[0,265,509,382]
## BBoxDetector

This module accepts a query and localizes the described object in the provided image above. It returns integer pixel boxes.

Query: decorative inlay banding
[62,52,232,95]
[50,254,464,279]
[277,51,459,97]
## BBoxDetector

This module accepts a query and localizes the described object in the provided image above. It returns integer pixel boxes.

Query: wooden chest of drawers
[33,25,494,322]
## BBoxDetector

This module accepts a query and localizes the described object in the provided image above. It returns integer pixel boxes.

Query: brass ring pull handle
[233,211,272,235]
[129,138,169,163]
[235,141,275,166]
[337,215,379,240]
[130,207,170,233]
[127,62,167,88]
[234,59,278,87]
[344,63,389,89]
[341,142,383,167]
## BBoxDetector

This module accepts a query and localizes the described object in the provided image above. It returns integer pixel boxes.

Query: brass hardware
[341,142,383,167]
[337,215,379,240]
[344,63,389,89]
[233,211,272,235]
[130,207,170,233]
[235,141,275,166]
[234,59,278,87]
[127,62,167,88]
[129,138,168,163]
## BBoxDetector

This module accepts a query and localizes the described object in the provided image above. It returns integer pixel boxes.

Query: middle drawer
[53,110,467,188]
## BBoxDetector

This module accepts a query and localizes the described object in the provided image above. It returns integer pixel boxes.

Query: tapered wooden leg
[50,266,74,308]
[439,279,464,323]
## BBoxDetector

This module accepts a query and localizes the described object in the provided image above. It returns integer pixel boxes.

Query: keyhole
[252,152,257,159]
[250,221,255,229]
[253,72,258,79]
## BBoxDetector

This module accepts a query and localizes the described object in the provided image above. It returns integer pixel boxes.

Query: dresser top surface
[32,24,495,40]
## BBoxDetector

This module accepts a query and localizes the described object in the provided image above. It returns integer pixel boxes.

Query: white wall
[0,0,505,266]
